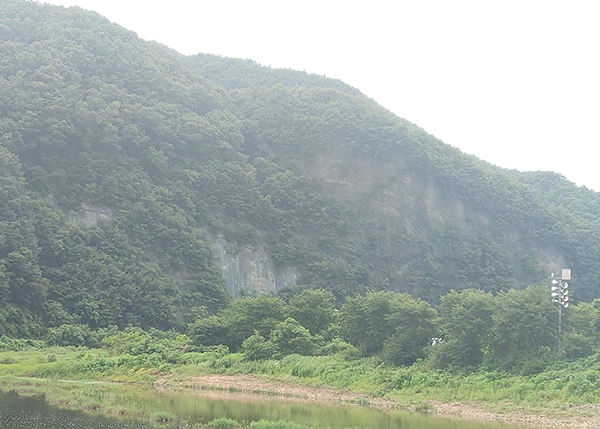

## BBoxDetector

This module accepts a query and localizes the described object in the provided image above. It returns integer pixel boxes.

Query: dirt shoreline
[155,374,600,429]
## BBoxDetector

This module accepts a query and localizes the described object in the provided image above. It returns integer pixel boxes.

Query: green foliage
[382,296,437,366]
[191,295,287,352]
[102,327,151,356]
[182,53,361,95]
[0,335,45,351]
[241,331,275,361]
[0,0,231,332]
[488,285,558,369]
[189,315,228,349]
[0,302,45,339]
[563,333,595,359]
[101,326,191,363]
[564,299,600,357]
[3,0,600,358]
[414,400,434,413]
[288,289,336,336]
[270,318,316,357]
[46,323,111,348]
[152,411,177,423]
[430,286,597,373]
[13,335,600,411]
[340,291,437,365]
[314,338,356,357]
[434,289,495,368]
[340,292,396,355]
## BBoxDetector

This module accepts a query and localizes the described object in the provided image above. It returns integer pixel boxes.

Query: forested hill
[1,0,600,336]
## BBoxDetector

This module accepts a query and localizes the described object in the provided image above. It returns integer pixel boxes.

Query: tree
[270,317,315,357]
[489,285,558,370]
[340,291,396,355]
[434,289,495,368]
[288,289,336,335]
[563,300,600,359]
[381,293,438,366]
[191,295,287,352]
[189,315,228,349]
[241,331,275,361]
[340,291,437,365]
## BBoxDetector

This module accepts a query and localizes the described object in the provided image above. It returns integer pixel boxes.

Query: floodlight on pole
[550,270,571,342]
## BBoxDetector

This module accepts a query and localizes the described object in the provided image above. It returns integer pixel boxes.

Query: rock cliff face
[305,151,568,295]
[210,236,298,297]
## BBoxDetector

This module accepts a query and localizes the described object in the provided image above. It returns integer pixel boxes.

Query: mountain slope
[0,0,599,335]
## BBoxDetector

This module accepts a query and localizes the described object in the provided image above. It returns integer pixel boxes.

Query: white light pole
[550,269,571,341]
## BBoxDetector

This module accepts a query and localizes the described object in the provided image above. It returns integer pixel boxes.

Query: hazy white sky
[44,0,600,191]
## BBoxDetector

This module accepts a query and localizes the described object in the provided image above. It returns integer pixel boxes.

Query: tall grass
[4,346,600,411]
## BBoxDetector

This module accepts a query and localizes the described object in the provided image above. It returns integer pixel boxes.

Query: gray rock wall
[210,236,298,298]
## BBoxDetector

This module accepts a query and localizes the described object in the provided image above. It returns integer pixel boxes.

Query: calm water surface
[0,389,154,428]
[0,382,530,429]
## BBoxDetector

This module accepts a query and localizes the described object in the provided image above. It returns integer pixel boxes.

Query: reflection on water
[0,383,529,429]
[136,390,526,429]
[0,389,156,428]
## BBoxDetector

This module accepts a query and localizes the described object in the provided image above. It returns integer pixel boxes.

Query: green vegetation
[1,288,600,425]
[2,0,600,339]
[3,287,600,392]
[184,287,600,377]
[4,1,600,423]
[6,336,600,411]
[340,291,437,366]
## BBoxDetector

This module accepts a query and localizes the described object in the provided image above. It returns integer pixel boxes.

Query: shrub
[242,332,275,361]
[315,338,355,356]
[46,324,100,347]
[414,400,434,413]
[270,318,315,357]
[563,333,595,360]
[0,336,45,351]
[152,411,177,422]
[102,327,149,356]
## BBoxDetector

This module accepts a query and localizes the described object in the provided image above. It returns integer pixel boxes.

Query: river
[0,382,529,429]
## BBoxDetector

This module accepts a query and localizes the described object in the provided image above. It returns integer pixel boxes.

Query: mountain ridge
[0,0,599,336]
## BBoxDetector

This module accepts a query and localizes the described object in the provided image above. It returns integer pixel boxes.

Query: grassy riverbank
[3,344,600,424]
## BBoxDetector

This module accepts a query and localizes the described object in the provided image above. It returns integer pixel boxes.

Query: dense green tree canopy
[340,291,437,365]
[435,289,495,367]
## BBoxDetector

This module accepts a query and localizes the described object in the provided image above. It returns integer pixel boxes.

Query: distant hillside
[512,170,600,225]
[181,53,362,95]
[1,0,599,336]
